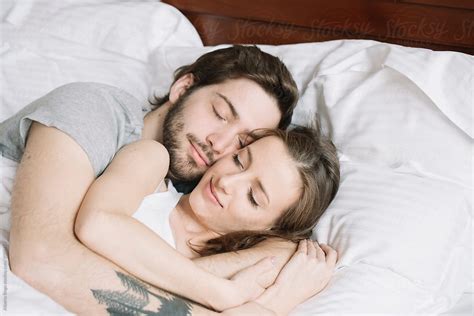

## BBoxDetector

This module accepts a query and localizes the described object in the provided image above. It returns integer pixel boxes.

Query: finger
[307,239,317,258]
[314,241,326,261]
[297,239,307,255]
[320,244,338,266]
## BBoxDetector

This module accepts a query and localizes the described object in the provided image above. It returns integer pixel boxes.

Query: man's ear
[169,73,195,105]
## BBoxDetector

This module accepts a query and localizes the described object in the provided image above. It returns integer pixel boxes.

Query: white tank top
[132,179,182,249]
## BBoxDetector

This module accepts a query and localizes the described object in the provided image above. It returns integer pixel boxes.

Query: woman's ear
[169,73,195,105]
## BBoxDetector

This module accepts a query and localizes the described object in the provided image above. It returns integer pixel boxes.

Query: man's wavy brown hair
[151,45,298,129]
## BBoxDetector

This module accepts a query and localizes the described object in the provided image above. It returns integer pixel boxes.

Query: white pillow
[4,0,202,62]
[304,161,471,314]
[148,41,472,314]
[0,0,203,121]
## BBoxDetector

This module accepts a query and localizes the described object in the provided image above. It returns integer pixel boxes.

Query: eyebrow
[246,147,270,205]
[216,92,239,120]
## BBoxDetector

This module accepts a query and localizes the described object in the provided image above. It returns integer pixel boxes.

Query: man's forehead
[210,78,260,102]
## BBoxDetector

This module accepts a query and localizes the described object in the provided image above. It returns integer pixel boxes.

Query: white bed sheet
[440,292,473,316]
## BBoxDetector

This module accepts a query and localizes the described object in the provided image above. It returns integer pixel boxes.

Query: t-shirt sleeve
[0,82,145,176]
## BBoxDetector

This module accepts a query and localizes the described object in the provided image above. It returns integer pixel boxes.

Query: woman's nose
[214,172,244,195]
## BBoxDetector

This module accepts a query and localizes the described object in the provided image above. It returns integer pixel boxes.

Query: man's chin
[167,166,205,183]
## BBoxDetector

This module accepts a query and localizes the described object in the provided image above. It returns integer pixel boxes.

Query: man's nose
[206,130,239,158]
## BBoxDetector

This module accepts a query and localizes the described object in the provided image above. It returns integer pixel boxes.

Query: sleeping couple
[1,45,340,315]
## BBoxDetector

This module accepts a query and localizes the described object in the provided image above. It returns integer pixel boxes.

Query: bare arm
[8,123,218,315]
[74,140,271,311]
[193,238,298,287]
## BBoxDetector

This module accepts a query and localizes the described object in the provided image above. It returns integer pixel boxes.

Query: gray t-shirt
[0,82,150,176]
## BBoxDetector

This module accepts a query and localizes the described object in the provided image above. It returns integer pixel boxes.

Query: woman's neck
[172,195,220,257]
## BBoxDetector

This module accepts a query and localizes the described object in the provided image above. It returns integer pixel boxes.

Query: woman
[74,125,340,314]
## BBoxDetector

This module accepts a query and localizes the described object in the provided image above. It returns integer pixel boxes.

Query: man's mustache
[186,133,215,165]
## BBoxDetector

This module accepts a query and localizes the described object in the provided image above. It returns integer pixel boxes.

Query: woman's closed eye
[238,137,244,149]
[248,188,259,207]
[232,153,243,169]
[232,153,259,208]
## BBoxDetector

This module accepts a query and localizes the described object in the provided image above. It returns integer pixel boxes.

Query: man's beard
[162,93,214,183]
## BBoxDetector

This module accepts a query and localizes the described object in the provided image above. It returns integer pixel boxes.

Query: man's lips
[190,141,209,166]
[208,178,223,207]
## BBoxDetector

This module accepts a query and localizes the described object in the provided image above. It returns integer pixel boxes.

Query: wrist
[207,278,240,312]
[255,284,279,306]
[184,267,233,311]
[255,284,291,316]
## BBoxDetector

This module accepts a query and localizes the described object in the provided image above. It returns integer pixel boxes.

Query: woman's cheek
[189,191,205,218]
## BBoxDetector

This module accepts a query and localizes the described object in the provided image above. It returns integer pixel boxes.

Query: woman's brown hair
[151,45,298,129]
[194,121,341,256]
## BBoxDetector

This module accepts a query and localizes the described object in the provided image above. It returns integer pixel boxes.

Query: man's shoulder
[54,81,124,93]
[51,82,140,105]
[52,82,147,125]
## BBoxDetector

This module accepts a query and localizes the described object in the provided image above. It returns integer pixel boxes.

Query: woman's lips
[206,177,222,207]
[190,141,209,167]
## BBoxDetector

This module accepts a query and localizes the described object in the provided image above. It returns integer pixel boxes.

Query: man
[1,46,301,314]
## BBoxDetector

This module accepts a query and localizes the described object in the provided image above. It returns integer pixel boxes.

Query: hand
[256,240,337,315]
[217,257,276,310]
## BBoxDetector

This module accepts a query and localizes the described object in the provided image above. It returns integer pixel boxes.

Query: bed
[0,0,472,315]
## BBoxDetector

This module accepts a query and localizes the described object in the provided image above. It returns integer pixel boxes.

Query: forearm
[193,238,297,285]
[76,210,230,310]
[12,231,217,316]
[255,286,292,316]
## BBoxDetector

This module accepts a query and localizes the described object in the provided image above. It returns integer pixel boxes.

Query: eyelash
[212,104,242,148]
[212,106,226,122]
[232,153,243,169]
[238,138,244,148]
[248,188,258,207]
[232,153,258,208]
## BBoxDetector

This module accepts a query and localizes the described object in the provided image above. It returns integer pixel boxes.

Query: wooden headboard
[162,0,474,54]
